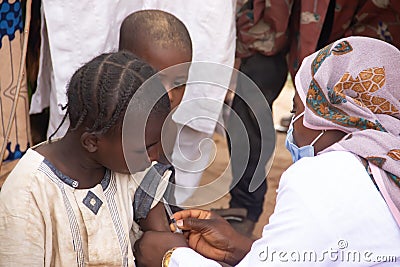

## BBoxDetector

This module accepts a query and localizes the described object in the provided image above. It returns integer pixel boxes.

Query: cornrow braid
[90,53,114,131]
[72,62,91,131]
[60,51,170,135]
[98,55,145,132]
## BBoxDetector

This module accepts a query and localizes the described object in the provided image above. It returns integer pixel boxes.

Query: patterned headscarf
[295,36,400,225]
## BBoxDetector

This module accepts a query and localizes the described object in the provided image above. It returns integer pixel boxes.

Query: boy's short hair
[119,10,192,55]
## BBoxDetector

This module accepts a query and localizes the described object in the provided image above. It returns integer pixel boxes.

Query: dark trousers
[228,52,288,222]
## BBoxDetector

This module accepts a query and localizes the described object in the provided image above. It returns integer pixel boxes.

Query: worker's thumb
[176,217,212,233]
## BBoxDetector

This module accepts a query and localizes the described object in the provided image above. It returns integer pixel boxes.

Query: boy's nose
[167,90,173,103]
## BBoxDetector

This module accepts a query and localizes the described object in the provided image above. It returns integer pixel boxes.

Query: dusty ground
[183,80,295,238]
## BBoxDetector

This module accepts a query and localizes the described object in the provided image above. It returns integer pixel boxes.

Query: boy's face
[95,115,165,174]
[139,44,192,110]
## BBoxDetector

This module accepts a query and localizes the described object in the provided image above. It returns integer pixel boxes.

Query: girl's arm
[138,202,170,232]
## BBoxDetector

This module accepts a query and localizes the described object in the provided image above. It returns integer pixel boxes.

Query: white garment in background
[169,151,400,266]
[30,0,236,204]
[31,0,143,137]
[141,1,236,204]
[141,0,236,134]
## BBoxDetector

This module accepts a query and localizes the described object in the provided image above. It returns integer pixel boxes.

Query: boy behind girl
[119,10,192,110]
[119,10,209,205]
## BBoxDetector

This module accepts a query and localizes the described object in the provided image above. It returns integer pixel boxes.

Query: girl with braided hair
[0,51,187,266]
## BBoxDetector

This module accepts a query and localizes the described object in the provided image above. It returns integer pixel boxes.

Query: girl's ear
[81,132,98,153]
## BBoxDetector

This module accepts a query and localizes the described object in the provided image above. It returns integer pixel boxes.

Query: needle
[162,197,183,234]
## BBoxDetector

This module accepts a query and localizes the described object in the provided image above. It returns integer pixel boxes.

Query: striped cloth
[0,0,31,187]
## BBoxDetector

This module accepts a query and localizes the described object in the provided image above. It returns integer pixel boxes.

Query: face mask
[285,111,325,163]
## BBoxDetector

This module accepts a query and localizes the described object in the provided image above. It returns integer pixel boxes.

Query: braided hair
[50,51,170,140]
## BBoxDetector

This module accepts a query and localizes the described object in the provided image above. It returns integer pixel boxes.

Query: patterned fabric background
[236,0,400,77]
[0,0,31,187]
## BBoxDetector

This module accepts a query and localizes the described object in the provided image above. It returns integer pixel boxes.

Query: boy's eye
[173,81,183,87]
[173,80,186,88]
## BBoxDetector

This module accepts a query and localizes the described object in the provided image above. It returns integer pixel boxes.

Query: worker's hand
[133,231,188,267]
[172,209,253,266]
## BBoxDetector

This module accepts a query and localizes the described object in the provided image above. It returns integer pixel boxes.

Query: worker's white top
[169,151,400,266]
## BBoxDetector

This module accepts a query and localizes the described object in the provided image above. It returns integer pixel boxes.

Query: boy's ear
[81,132,98,153]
